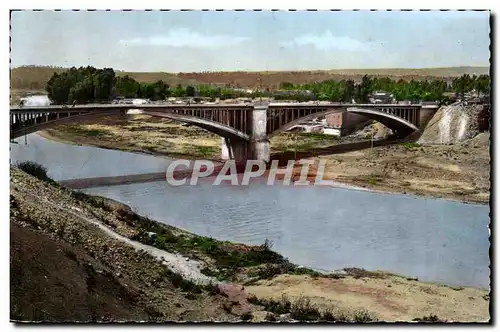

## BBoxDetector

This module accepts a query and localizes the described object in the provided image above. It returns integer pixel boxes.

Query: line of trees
[45,66,177,104]
[45,66,489,105]
[45,66,250,104]
[46,66,214,104]
[279,74,490,103]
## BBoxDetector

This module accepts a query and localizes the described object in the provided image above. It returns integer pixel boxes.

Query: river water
[10,133,490,289]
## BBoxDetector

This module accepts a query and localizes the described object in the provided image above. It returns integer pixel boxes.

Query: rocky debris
[277,313,295,322]
[347,122,392,141]
[461,132,490,149]
[217,283,251,305]
[214,283,261,317]
[418,103,487,144]
[250,310,273,322]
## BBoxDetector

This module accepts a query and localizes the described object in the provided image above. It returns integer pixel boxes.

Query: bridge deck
[10,102,437,142]
[10,102,438,112]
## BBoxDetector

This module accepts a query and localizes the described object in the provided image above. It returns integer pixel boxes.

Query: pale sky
[10,10,491,72]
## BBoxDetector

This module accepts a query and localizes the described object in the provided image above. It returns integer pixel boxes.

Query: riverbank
[39,114,342,159]
[279,133,490,204]
[10,166,490,322]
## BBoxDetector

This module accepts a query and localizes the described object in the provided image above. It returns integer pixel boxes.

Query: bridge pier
[248,104,270,163]
[220,104,270,163]
[221,138,248,163]
[419,106,439,130]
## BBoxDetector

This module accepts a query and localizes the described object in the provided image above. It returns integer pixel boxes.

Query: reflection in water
[10,134,490,289]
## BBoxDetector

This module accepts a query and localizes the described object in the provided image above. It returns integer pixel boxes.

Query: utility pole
[259,77,263,104]
[371,128,374,150]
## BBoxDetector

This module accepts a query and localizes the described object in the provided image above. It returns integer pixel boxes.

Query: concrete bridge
[10,102,438,162]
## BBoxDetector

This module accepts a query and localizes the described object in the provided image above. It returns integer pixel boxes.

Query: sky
[10,10,491,72]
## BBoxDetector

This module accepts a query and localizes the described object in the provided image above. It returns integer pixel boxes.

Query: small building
[325,112,372,135]
[325,113,343,128]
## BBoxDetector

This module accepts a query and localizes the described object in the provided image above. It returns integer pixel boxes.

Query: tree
[280,82,295,90]
[46,72,71,104]
[342,80,355,102]
[356,75,372,103]
[186,85,196,97]
[45,66,116,104]
[475,75,490,96]
[152,80,169,100]
[69,81,91,104]
[172,84,185,97]
[93,68,115,101]
[115,75,140,98]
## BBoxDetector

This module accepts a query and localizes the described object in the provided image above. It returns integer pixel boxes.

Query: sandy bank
[246,273,489,322]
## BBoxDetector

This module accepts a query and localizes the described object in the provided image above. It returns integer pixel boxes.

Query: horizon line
[10,64,490,73]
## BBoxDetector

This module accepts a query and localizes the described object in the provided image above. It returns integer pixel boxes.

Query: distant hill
[117,71,201,86]
[10,66,66,91]
[178,67,490,88]
[10,65,489,91]
[10,66,202,91]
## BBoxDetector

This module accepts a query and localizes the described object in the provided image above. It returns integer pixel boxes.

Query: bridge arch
[10,109,250,142]
[267,107,419,138]
[143,111,250,141]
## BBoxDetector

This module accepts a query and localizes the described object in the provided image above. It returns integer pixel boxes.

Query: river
[10,133,490,290]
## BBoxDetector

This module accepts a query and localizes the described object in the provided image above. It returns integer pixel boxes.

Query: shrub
[290,297,321,321]
[250,294,291,315]
[162,269,203,294]
[352,309,376,322]
[261,238,274,251]
[70,191,113,211]
[16,161,53,183]
[248,294,377,322]
[256,264,285,280]
[240,312,253,321]
[413,314,445,322]
[400,142,421,149]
